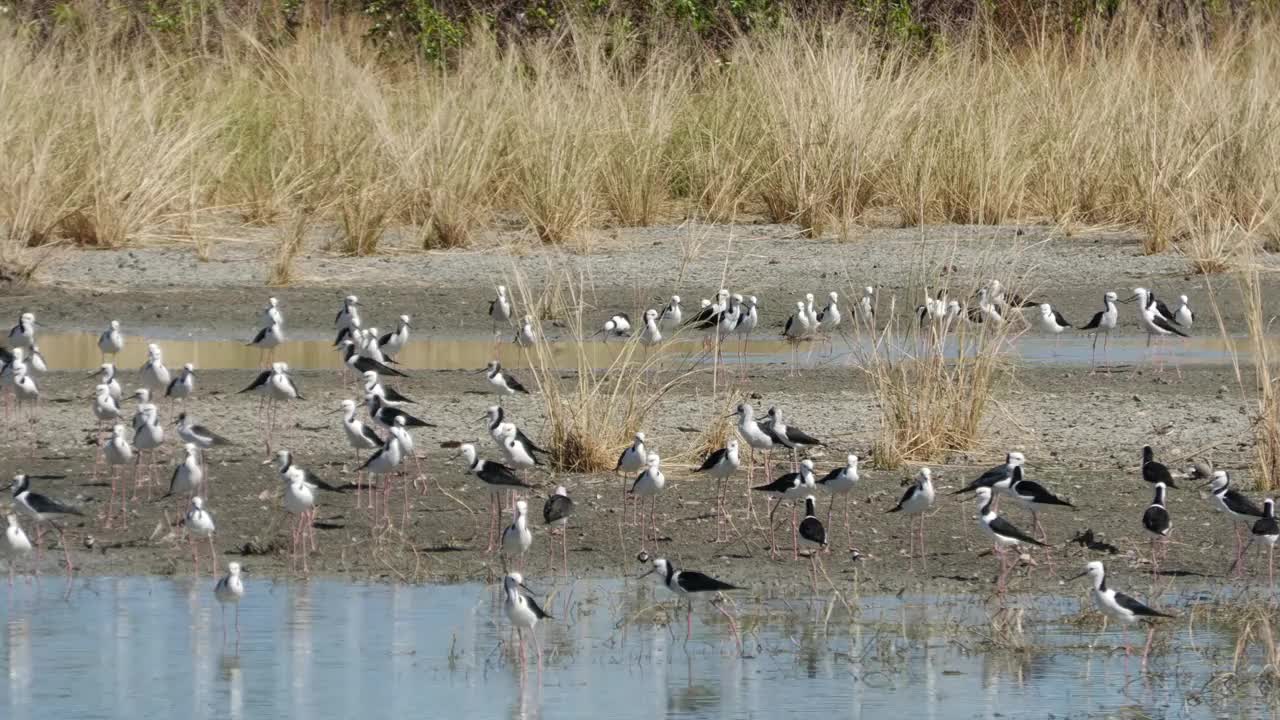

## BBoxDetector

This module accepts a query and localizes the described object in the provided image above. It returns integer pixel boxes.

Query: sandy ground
[16,221,1280,339]
[3,222,1276,596]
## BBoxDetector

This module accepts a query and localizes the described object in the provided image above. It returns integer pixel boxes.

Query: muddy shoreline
[3,224,1276,597]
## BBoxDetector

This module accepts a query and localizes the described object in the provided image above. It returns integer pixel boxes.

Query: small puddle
[2,577,1270,718]
[15,331,1270,371]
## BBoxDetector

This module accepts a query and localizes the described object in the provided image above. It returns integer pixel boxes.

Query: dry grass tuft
[511,268,691,472]
[268,213,309,287]
[854,258,1026,470]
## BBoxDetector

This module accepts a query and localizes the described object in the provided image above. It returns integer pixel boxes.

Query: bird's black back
[1142,505,1170,536]
[695,448,728,473]
[1078,310,1103,331]
[543,495,574,524]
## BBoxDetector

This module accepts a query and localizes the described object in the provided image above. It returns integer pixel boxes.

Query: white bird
[102,424,134,527]
[502,571,552,671]
[499,424,539,470]
[95,363,123,401]
[693,439,740,543]
[735,296,759,341]
[1174,294,1194,329]
[614,432,647,522]
[7,312,35,349]
[214,561,245,645]
[3,514,32,584]
[629,453,666,548]
[1128,287,1189,371]
[817,453,859,542]
[600,313,632,340]
[282,461,318,572]
[378,315,411,359]
[26,345,46,374]
[659,295,683,330]
[639,309,662,346]
[514,315,537,347]
[166,443,205,500]
[489,286,512,333]
[1036,303,1072,355]
[184,496,217,575]
[247,322,284,362]
[1078,291,1119,370]
[98,319,124,360]
[260,297,284,328]
[858,286,875,324]
[166,363,196,400]
[816,291,841,330]
[975,487,1048,593]
[93,383,122,426]
[139,344,171,393]
[335,295,361,331]
[887,467,936,565]
[485,360,530,396]
[501,499,533,570]
[716,295,743,340]
[132,403,164,493]
[1070,561,1172,659]
[11,366,38,414]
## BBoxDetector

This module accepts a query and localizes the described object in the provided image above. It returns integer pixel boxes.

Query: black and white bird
[1142,482,1172,577]
[1070,561,1172,659]
[366,394,433,430]
[176,413,233,451]
[752,459,817,559]
[684,289,730,331]
[1035,303,1071,351]
[164,443,204,500]
[362,370,415,406]
[214,561,246,645]
[817,453,859,543]
[762,406,822,461]
[166,363,196,400]
[815,291,841,330]
[275,450,346,493]
[182,496,217,576]
[629,453,666,548]
[260,296,283,329]
[857,286,875,324]
[975,487,1048,593]
[599,313,632,340]
[1250,498,1280,586]
[484,360,529,396]
[377,315,411,359]
[514,315,537,347]
[139,344,171,394]
[641,557,741,645]
[94,362,123,401]
[1128,288,1189,369]
[10,473,81,573]
[797,495,828,594]
[7,312,35,349]
[887,467,936,565]
[1144,289,1178,325]
[614,431,647,522]
[1207,470,1264,576]
[459,443,531,553]
[502,572,552,671]
[485,405,546,459]
[1006,466,1074,539]
[340,340,408,377]
[1078,291,1119,370]
[952,451,1025,497]
[247,322,284,362]
[693,439,740,542]
[543,486,574,573]
[639,309,663,346]
[1141,445,1177,489]
[489,286,512,334]
[500,499,533,571]
[98,320,124,361]
[1173,295,1194,329]
[335,295,361,335]
[658,295,683,331]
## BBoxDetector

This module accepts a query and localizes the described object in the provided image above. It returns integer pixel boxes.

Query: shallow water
[1,577,1274,718]
[22,330,1266,371]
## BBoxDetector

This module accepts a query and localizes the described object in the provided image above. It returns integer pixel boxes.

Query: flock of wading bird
[0,277,1262,664]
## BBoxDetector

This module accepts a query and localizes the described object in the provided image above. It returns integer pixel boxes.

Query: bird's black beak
[518,581,539,596]
[1119,294,1138,304]
[84,369,101,379]
[638,568,655,580]
[1066,570,1089,581]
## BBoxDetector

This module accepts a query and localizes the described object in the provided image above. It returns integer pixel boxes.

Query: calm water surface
[0,577,1274,719]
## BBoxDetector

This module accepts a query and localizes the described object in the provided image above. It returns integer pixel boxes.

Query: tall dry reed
[2,15,1280,259]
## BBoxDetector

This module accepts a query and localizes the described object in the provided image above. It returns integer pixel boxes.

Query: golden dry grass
[2,14,1280,266]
